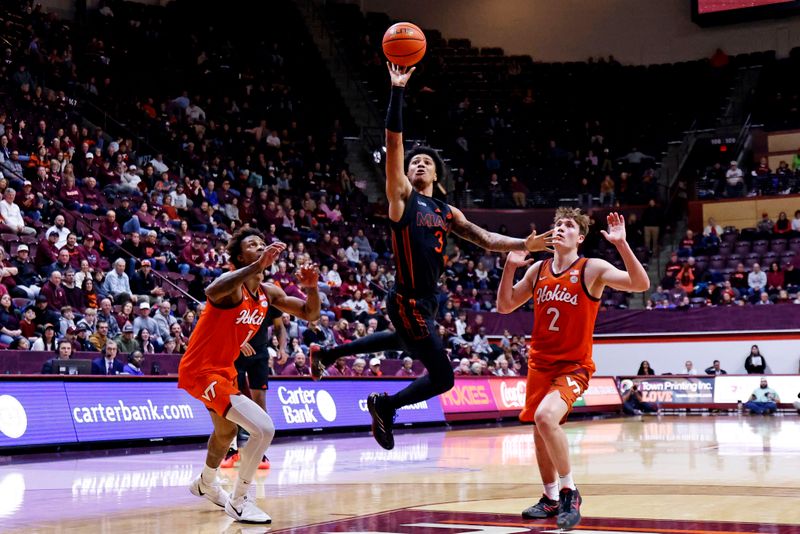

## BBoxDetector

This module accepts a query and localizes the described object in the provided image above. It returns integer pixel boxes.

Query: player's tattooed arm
[450,207,555,252]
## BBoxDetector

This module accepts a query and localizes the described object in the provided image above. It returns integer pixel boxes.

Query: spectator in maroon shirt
[40,270,67,311]
[62,269,85,311]
[326,356,352,377]
[61,233,82,269]
[217,179,236,207]
[767,262,784,294]
[58,173,84,211]
[395,356,416,377]
[80,176,103,212]
[100,210,124,245]
[281,352,310,376]
[35,231,60,273]
[179,237,210,276]
[78,234,105,271]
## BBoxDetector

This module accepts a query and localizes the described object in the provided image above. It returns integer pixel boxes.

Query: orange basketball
[382,22,426,67]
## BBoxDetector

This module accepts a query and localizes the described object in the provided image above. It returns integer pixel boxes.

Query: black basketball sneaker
[367,392,396,450]
[556,487,582,529]
[521,494,559,519]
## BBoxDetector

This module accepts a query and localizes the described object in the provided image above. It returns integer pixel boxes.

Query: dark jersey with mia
[390,189,453,296]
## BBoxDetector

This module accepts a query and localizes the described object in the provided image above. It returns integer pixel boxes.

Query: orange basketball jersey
[178,285,270,385]
[528,257,600,372]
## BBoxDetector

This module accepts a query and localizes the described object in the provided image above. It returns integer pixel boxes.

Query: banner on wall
[442,376,622,415]
[619,376,715,404]
[439,379,497,413]
[713,375,800,403]
[0,378,446,449]
[267,379,445,430]
[573,377,623,407]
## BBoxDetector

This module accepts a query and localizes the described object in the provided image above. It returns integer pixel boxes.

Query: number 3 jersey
[178,284,270,386]
[391,189,453,296]
[529,257,601,372]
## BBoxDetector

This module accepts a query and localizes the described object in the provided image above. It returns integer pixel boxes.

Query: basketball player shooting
[177,228,320,524]
[496,209,649,529]
[308,62,554,451]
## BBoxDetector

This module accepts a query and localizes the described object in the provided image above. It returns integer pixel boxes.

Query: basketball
[382,22,426,67]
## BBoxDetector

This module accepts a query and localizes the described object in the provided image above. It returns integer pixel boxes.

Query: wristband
[385,86,405,133]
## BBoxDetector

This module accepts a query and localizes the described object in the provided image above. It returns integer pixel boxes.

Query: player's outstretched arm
[497,252,541,313]
[591,212,650,293]
[205,242,286,306]
[385,62,414,222]
[450,206,555,253]
[264,263,321,322]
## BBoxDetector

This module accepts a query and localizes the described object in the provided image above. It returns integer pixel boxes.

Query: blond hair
[553,206,590,236]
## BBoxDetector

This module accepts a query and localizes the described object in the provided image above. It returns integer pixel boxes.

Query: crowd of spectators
[0,1,551,378]
[650,213,800,309]
[696,158,800,200]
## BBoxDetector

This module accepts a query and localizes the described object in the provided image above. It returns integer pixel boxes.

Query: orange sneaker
[220,449,239,469]
[258,455,271,470]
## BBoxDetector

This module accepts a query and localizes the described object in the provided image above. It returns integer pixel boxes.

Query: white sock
[559,472,576,490]
[232,478,251,501]
[544,481,559,500]
[201,464,218,485]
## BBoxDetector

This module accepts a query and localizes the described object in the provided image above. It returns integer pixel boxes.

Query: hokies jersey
[178,285,270,382]
[529,257,600,372]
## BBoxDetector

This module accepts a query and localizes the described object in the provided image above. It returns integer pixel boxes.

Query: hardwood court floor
[1,415,799,533]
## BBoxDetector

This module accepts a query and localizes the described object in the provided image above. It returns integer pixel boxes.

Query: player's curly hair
[405,145,446,183]
[554,206,590,236]
[227,227,266,269]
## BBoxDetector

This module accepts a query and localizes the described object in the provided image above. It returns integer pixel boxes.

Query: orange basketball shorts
[519,361,593,425]
[180,369,240,417]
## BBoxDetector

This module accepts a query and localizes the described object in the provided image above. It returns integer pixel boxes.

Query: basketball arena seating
[660,228,800,307]
[320,4,773,209]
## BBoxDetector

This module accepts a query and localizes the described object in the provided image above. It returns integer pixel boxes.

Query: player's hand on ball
[601,212,627,246]
[387,62,416,87]
[524,228,555,253]
[296,262,320,288]
[506,250,534,269]
[241,342,255,357]
[257,242,286,270]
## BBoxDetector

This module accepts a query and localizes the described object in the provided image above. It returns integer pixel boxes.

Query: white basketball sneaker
[189,474,229,508]
[225,494,272,524]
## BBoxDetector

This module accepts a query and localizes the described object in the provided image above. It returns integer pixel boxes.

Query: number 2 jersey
[178,284,271,387]
[391,189,453,297]
[529,257,601,373]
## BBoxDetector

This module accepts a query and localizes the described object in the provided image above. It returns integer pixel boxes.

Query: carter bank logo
[277,386,336,424]
[499,380,526,409]
[0,395,27,439]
